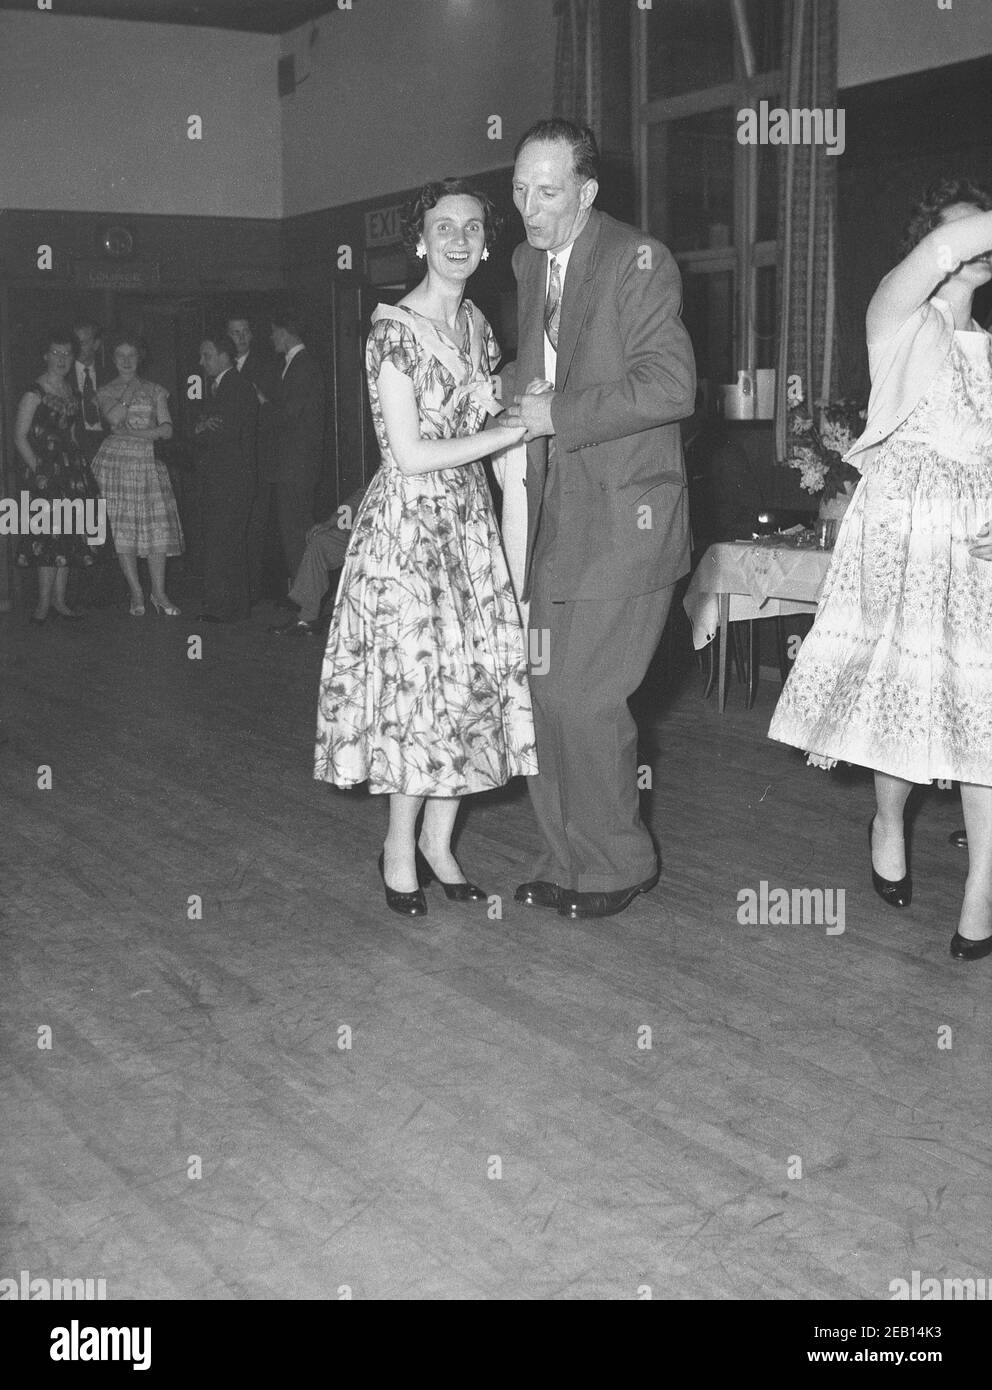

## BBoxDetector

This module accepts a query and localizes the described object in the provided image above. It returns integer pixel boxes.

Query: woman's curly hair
[400,178,502,260]
[107,329,149,365]
[900,177,992,257]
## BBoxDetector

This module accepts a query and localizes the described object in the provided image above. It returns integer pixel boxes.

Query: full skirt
[91,436,183,556]
[768,437,992,784]
[314,462,537,796]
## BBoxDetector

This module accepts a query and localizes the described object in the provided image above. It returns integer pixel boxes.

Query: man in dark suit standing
[70,318,120,607]
[71,319,109,465]
[505,119,696,920]
[195,332,258,623]
[228,313,281,602]
[269,308,325,584]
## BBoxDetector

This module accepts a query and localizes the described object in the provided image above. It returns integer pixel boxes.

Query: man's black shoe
[269,619,318,637]
[949,828,968,849]
[514,880,560,909]
[558,870,660,920]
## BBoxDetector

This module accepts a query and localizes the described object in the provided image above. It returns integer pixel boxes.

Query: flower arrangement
[785,381,866,502]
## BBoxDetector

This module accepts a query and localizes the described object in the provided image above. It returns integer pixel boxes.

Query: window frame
[633,6,782,380]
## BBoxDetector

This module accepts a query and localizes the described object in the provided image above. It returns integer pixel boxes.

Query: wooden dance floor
[2,585,990,1301]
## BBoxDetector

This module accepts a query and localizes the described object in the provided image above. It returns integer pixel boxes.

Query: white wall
[1,1,986,224]
[0,12,282,217]
[280,0,556,215]
[838,0,992,88]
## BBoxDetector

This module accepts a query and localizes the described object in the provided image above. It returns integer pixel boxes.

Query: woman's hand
[490,422,527,449]
[524,378,554,394]
[968,521,992,560]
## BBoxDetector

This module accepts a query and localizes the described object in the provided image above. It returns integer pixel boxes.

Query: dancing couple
[313,118,696,919]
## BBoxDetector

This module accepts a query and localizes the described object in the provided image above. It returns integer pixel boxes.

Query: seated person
[269,482,367,636]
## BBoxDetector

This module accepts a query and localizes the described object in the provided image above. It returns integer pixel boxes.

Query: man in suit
[228,314,282,602]
[71,319,109,464]
[70,318,121,607]
[269,481,367,637]
[269,308,326,584]
[504,118,696,920]
[195,332,258,622]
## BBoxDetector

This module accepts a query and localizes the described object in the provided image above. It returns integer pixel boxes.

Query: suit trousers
[288,530,345,622]
[526,453,674,892]
[276,465,319,582]
[201,474,252,621]
[247,472,277,599]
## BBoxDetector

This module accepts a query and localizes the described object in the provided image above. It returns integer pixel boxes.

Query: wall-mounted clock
[97,225,134,258]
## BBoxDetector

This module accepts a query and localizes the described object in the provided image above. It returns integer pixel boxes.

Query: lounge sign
[73,260,161,291]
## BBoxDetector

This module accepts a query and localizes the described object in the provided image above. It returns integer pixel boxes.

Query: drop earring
[416,243,426,260]
[481,247,490,261]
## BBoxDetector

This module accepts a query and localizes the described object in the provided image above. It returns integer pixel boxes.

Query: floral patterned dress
[15,387,99,569]
[314,301,537,796]
[769,326,992,783]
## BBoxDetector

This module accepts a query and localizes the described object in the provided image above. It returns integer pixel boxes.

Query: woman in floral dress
[14,331,99,623]
[769,180,992,960]
[315,179,537,915]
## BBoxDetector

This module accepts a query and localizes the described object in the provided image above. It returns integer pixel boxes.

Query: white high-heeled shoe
[149,595,181,617]
[129,596,145,617]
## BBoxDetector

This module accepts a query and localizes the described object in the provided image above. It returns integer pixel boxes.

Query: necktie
[544,255,561,351]
[82,367,100,427]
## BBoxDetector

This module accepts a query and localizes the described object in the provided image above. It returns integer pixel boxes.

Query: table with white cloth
[682,539,834,711]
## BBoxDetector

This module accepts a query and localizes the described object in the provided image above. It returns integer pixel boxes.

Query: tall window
[634,0,784,393]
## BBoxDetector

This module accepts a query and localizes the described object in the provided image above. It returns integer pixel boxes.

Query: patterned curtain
[774,0,839,462]
[552,0,602,130]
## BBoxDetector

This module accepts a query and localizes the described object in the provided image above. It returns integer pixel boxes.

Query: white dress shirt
[282,343,305,379]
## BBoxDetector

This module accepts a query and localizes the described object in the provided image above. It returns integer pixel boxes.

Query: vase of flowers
[785,385,866,518]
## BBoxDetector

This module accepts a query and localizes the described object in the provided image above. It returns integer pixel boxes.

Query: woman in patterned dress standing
[14,331,99,623]
[315,179,537,915]
[769,180,992,960]
[91,332,183,617]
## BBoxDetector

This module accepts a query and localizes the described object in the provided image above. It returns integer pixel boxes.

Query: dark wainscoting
[0,154,640,608]
[0,209,286,609]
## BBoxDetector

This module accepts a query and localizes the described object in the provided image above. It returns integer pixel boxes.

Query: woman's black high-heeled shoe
[377,852,427,917]
[869,817,912,908]
[950,931,992,961]
[415,847,487,902]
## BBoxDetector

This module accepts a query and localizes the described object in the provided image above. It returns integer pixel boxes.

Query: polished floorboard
[2,586,990,1301]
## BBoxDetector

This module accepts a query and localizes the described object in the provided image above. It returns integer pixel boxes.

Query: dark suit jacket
[236,348,280,479]
[512,208,696,601]
[198,368,258,501]
[274,348,325,481]
[70,359,112,452]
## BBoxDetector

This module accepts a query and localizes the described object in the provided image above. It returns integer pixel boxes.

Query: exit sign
[364,203,404,248]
